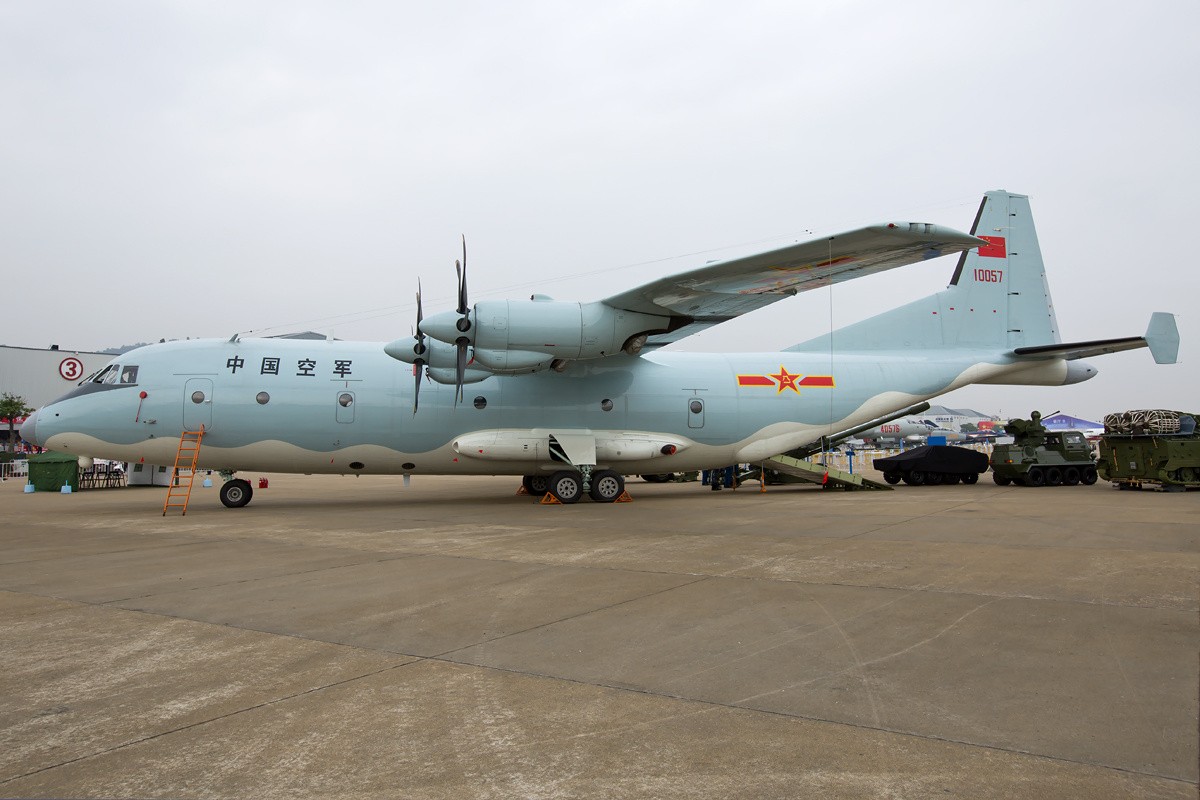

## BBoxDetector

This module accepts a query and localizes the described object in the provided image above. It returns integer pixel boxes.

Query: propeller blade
[415,280,424,335]
[455,340,468,405]
[456,235,468,316]
[412,364,422,414]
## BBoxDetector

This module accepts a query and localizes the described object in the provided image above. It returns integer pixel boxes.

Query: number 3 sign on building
[59,357,84,381]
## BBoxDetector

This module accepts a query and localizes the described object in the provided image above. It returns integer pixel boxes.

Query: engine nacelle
[421,300,670,362]
[384,338,460,369]
[427,366,492,386]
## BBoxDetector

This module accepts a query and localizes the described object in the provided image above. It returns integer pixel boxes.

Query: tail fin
[789,190,1059,352]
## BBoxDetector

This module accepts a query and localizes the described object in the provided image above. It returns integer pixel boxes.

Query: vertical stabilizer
[788,190,1061,352]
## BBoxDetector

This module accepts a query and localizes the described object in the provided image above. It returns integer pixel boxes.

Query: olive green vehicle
[989,411,1098,487]
[1097,410,1200,491]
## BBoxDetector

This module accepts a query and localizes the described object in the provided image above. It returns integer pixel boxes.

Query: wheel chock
[540,492,562,505]
[516,485,530,495]
[615,490,633,503]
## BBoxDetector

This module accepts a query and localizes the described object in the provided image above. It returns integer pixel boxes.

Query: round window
[689,400,703,414]
[256,392,270,405]
[191,391,205,404]
[473,396,487,410]
[601,399,613,411]
[338,393,354,407]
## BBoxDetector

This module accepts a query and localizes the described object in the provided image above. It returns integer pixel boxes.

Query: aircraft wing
[602,223,987,346]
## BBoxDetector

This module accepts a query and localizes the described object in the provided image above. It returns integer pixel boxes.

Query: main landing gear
[524,469,626,504]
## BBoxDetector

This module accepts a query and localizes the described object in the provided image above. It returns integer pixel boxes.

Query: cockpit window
[92,365,119,384]
[119,365,138,384]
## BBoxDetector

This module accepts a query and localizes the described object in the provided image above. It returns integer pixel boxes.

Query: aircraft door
[184,378,213,431]
[336,391,355,423]
[687,397,705,428]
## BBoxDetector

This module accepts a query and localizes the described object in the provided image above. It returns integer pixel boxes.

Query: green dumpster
[28,452,79,492]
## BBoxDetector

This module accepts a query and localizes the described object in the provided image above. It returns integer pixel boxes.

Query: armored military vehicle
[989,411,1098,486]
[873,445,989,486]
[1097,409,1200,491]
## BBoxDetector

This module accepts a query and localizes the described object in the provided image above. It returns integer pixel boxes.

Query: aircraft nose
[20,410,39,447]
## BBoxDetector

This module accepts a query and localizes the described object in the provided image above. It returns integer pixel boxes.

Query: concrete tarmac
[0,471,1196,798]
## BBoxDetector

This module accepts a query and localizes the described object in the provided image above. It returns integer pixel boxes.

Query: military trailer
[1097,409,1200,491]
[989,411,1098,486]
[873,445,989,486]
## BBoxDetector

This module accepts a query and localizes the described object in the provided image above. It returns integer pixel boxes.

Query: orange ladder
[162,429,205,515]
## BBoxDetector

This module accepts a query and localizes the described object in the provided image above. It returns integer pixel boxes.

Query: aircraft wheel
[1025,468,1046,487]
[925,471,944,486]
[220,478,253,508]
[961,473,979,485]
[1081,466,1098,485]
[1045,467,1063,486]
[943,474,960,485]
[882,471,902,485]
[589,470,625,503]
[640,474,673,483]
[1063,467,1080,486]
[547,470,583,504]
[522,474,550,495]
[992,473,1011,486]
[903,470,925,486]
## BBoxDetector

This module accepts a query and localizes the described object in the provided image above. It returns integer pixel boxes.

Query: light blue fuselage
[28,336,1041,477]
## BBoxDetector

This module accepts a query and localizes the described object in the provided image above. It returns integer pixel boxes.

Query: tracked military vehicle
[1097,409,1200,491]
[989,411,1098,487]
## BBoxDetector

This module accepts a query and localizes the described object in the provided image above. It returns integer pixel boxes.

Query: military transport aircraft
[21,190,1179,506]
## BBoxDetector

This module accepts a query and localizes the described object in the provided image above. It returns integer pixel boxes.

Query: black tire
[883,471,902,485]
[589,470,625,503]
[1081,466,1098,485]
[1026,468,1045,487]
[961,472,979,485]
[1063,467,1080,486]
[547,470,583,504]
[925,472,944,486]
[1045,467,1063,486]
[220,478,253,508]
[903,470,926,486]
[522,474,550,495]
[992,473,1011,486]
[640,474,670,483]
[942,474,960,485]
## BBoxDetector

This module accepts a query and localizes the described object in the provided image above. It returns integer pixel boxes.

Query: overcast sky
[3,1,1196,421]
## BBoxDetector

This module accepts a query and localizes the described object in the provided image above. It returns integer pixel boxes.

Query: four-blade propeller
[411,236,472,412]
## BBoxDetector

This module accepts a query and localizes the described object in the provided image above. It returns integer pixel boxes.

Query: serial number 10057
[974,268,1003,283]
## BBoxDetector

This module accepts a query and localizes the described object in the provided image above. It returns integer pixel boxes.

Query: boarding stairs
[761,454,892,491]
[162,429,205,515]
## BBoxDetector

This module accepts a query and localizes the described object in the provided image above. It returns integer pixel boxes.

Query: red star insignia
[770,366,802,394]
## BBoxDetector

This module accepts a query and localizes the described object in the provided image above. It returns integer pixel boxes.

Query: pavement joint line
[423,656,1200,788]
[0,660,415,787]
[428,575,715,660]
[0,537,231,567]
[94,552,428,605]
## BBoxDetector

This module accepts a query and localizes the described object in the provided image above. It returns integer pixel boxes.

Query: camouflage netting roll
[1104,409,1190,434]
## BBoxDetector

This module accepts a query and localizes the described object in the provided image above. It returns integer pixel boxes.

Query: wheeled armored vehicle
[989,411,1097,486]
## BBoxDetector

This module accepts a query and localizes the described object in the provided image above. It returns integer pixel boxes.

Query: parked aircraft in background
[858,417,965,445]
[21,191,1179,506]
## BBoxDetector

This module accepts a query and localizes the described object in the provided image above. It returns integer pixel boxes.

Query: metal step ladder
[762,454,893,491]
[162,429,205,515]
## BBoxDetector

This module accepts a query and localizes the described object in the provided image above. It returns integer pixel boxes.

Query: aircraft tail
[788,190,1060,353]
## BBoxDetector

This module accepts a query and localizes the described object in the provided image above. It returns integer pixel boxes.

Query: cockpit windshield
[86,364,139,385]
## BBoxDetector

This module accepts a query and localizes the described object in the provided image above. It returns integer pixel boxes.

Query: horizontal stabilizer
[1011,312,1178,364]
